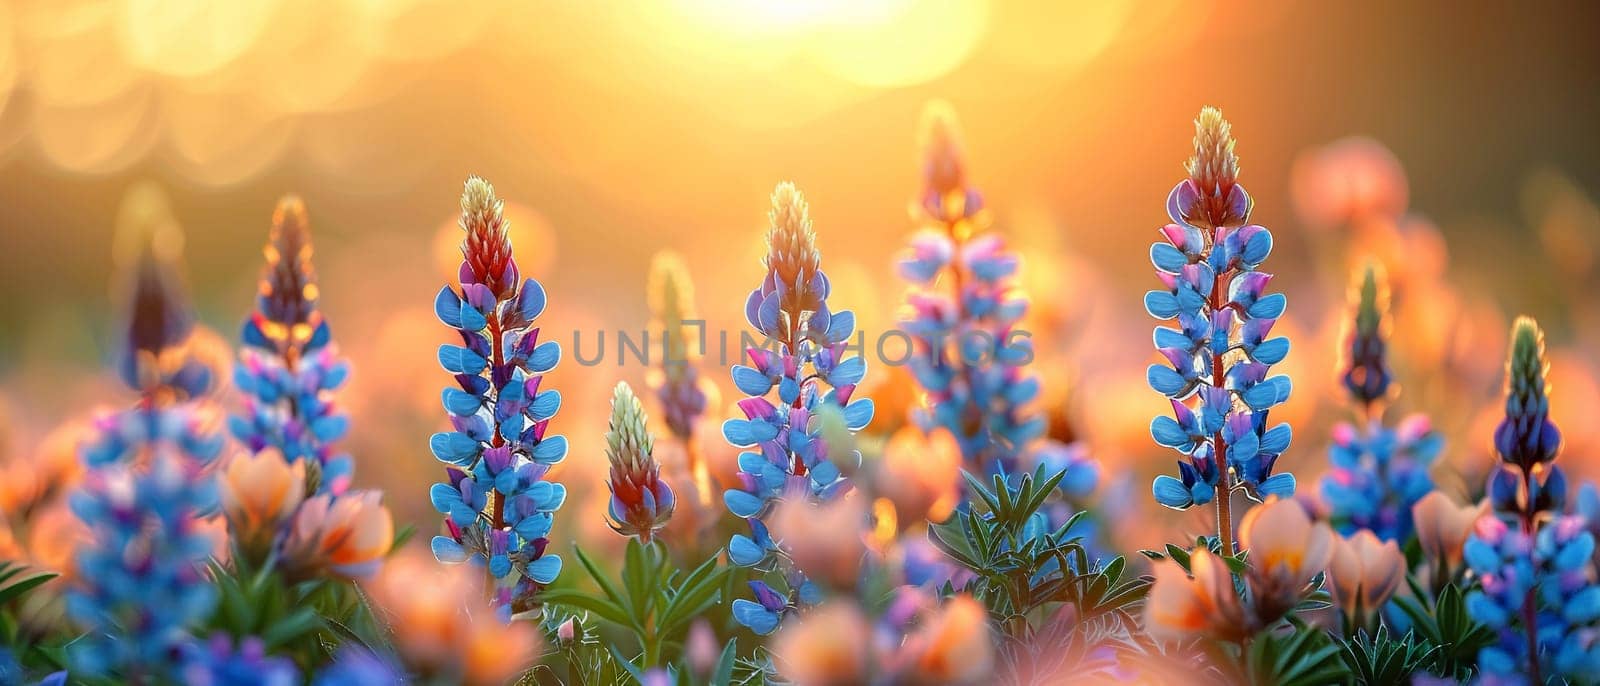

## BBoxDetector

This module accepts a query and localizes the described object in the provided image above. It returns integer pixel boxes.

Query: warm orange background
[1,0,1597,551]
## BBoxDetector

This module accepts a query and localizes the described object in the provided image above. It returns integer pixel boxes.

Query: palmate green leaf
[1339,626,1438,685]
[1245,621,1347,686]
[659,552,730,637]
[1394,579,1493,680]
[574,545,629,610]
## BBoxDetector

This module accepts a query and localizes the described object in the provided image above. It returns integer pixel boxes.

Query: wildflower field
[1,2,1598,685]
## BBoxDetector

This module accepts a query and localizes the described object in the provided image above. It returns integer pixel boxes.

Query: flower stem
[1210,264,1235,556]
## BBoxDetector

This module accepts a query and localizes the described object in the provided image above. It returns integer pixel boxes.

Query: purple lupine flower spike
[1319,264,1441,542]
[69,189,223,679]
[428,176,565,618]
[724,182,873,634]
[230,196,355,495]
[1147,107,1293,555]
[1465,317,1600,682]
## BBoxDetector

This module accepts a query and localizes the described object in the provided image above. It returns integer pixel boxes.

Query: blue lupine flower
[67,243,224,681]
[181,635,300,686]
[722,182,873,634]
[1318,264,1442,542]
[1465,317,1600,683]
[898,103,1087,486]
[313,646,406,686]
[1146,107,1295,531]
[230,196,355,494]
[428,177,566,619]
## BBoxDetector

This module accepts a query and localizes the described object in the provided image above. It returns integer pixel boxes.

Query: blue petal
[429,432,480,466]
[1251,337,1290,364]
[731,366,774,396]
[530,389,562,420]
[528,341,561,374]
[527,554,562,584]
[723,419,756,446]
[458,301,488,332]
[1147,365,1189,397]
[724,490,766,518]
[1152,475,1193,509]
[1144,291,1180,319]
[434,286,463,328]
[530,435,569,463]
[1151,416,1191,449]
[519,279,548,322]
[729,535,768,567]
[1257,473,1296,499]
[830,356,866,386]
[1248,293,1287,319]
[429,483,463,514]
[1150,243,1187,272]
[842,399,874,431]
[1463,538,1500,573]
[431,536,469,563]
[731,599,781,635]
[1259,424,1292,455]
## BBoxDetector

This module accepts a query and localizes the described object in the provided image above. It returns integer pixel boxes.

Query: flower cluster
[723,182,874,634]
[647,252,709,448]
[67,247,225,680]
[898,102,1068,481]
[1145,498,1331,641]
[1147,107,1294,552]
[1319,264,1443,542]
[1464,316,1600,683]
[604,382,675,543]
[428,176,567,618]
[180,635,300,686]
[220,198,393,579]
[229,196,355,495]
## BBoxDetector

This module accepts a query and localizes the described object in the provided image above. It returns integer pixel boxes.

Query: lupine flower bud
[252,196,321,353]
[120,245,212,401]
[282,491,393,580]
[1341,263,1393,406]
[1496,316,1561,471]
[459,176,520,300]
[1178,106,1248,230]
[647,252,709,442]
[1326,529,1405,624]
[219,448,305,560]
[604,382,674,544]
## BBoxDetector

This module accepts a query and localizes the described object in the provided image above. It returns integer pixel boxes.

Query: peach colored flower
[220,448,305,558]
[1239,498,1334,619]
[1290,137,1409,229]
[899,595,994,683]
[877,427,962,528]
[1144,547,1247,642]
[282,490,392,579]
[1326,530,1406,618]
[772,602,870,686]
[25,501,89,578]
[1413,491,1488,573]
[366,549,539,685]
[769,495,867,590]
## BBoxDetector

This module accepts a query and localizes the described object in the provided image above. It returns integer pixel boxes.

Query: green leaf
[710,639,738,686]
[0,572,56,607]
[574,545,628,609]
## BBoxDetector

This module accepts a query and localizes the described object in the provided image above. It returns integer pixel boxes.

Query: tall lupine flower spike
[723,182,874,635]
[428,176,567,619]
[899,101,1092,487]
[647,252,710,501]
[1148,107,1294,555]
[69,208,224,679]
[1318,263,1441,542]
[604,382,675,543]
[230,196,355,495]
[1465,317,1600,682]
